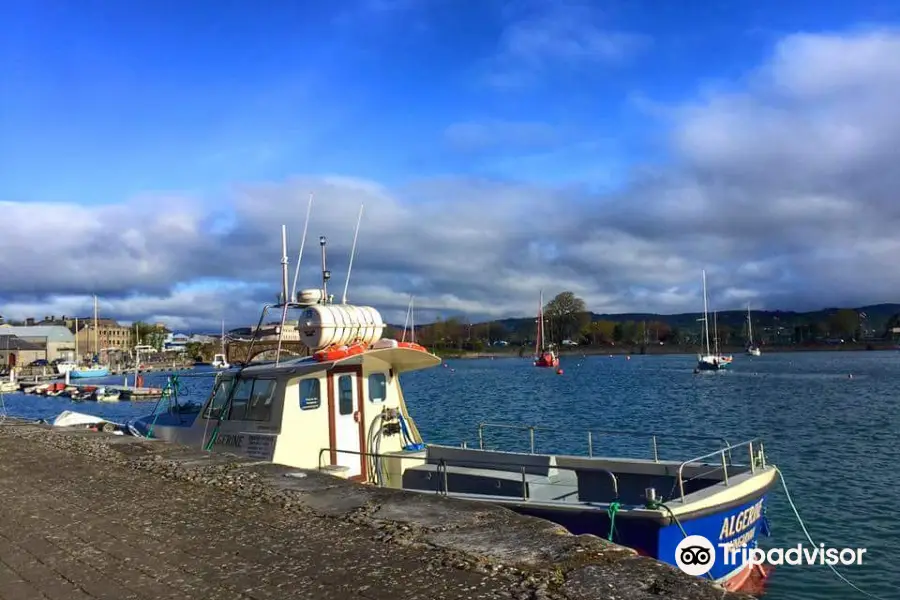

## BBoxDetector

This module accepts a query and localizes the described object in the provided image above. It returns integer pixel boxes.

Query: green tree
[828,310,858,338]
[544,292,589,342]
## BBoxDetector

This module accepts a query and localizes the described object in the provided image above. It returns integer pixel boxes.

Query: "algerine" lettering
[214,434,244,448]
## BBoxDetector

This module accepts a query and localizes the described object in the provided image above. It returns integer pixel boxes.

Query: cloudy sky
[3,0,900,331]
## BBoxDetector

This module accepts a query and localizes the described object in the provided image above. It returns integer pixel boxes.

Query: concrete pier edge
[0,419,753,600]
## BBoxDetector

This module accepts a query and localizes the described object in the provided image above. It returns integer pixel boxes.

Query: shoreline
[436,342,898,360]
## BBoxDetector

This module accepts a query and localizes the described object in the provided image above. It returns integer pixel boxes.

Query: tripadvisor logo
[675,535,716,576]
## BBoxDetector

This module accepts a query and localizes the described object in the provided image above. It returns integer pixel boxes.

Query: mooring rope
[775,467,887,600]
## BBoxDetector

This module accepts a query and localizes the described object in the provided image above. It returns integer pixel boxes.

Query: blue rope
[397,413,424,451]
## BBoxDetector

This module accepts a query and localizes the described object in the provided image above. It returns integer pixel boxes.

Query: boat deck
[0,420,753,600]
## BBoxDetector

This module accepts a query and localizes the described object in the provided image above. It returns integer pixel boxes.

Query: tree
[828,310,858,338]
[544,292,589,342]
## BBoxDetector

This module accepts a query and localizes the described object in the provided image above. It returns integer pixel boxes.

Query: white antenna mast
[290,192,314,301]
[275,224,290,365]
[411,296,416,343]
[341,204,364,304]
[402,295,413,342]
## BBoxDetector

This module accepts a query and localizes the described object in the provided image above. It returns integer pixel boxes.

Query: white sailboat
[696,270,732,371]
[70,295,110,379]
[746,304,761,356]
[212,320,229,369]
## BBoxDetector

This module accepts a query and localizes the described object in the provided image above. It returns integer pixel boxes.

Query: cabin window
[227,377,254,420]
[203,378,234,419]
[338,375,354,415]
[244,379,277,421]
[368,373,387,403]
[299,378,321,410]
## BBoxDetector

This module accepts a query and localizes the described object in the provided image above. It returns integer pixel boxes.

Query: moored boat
[117,226,777,592]
[696,271,732,371]
[533,290,559,368]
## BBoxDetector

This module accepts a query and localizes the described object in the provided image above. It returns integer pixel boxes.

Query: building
[0,335,45,367]
[73,319,133,354]
[0,325,76,362]
[163,333,191,352]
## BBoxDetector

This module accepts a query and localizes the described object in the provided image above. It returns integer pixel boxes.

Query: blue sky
[3,0,900,329]
[5,0,896,202]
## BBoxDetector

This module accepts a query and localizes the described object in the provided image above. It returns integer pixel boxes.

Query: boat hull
[504,489,772,590]
[70,367,110,379]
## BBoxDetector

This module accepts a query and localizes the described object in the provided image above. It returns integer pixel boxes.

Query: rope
[145,374,182,438]
[775,467,887,600]
[645,498,714,580]
[606,501,621,541]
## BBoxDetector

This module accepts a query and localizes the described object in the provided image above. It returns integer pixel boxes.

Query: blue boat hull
[69,367,110,379]
[509,491,771,586]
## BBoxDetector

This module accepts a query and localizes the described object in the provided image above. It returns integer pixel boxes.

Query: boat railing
[476,421,731,463]
[317,447,620,502]
[675,438,766,503]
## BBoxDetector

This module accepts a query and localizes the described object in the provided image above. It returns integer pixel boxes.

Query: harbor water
[1,351,896,599]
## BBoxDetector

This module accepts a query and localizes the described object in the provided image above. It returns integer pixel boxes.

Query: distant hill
[487,303,900,336]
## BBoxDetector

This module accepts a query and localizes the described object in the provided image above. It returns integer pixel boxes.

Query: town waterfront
[1,351,896,599]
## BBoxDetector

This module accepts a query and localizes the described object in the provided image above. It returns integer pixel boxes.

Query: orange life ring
[313,341,368,362]
[396,342,427,352]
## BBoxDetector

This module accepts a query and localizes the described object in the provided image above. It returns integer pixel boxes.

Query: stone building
[0,325,76,362]
[73,319,133,353]
[0,335,45,367]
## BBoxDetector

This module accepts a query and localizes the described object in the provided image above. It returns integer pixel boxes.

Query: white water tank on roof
[297,304,385,350]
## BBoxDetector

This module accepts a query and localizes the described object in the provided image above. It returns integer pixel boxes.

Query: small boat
[0,380,18,393]
[56,360,77,375]
[51,410,122,433]
[746,304,761,356]
[123,226,777,593]
[70,296,110,379]
[533,290,559,368]
[696,271,732,371]
[212,320,230,369]
[94,387,121,402]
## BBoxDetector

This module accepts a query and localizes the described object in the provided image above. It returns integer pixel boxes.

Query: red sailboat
[533,291,559,368]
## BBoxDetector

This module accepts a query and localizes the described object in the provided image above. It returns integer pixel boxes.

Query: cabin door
[328,366,366,480]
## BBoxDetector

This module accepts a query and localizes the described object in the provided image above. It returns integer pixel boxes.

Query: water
[1,353,896,599]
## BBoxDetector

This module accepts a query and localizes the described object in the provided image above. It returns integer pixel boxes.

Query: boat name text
[718,499,764,541]
[215,434,244,448]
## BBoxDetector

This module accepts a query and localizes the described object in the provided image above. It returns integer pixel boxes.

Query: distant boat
[70,295,110,379]
[55,360,77,375]
[212,320,230,369]
[533,290,559,368]
[696,271,732,371]
[746,304,761,356]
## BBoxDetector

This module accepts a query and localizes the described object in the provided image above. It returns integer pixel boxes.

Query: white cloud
[4,29,900,330]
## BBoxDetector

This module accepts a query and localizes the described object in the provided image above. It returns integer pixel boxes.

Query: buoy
[848,374,853,379]
[626,356,631,360]
[556,368,563,375]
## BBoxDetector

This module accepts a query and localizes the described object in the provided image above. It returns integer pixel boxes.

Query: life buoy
[396,342,427,352]
[313,341,368,362]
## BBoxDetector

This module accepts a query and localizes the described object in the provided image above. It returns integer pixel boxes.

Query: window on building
[244,379,277,421]
[203,378,234,419]
[338,375,354,415]
[368,373,387,403]
[299,378,321,410]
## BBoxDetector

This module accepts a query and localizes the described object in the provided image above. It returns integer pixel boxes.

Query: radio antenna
[341,204,364,304]
[290,192,314,301]
[279,225,289,305]
[320,236,330,302]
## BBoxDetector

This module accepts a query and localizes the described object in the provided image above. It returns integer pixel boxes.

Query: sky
[3,0,900,331]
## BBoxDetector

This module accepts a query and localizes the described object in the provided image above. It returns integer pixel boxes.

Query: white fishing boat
[746,304,761,356]
[119,219,777,594]
[696,271,732,371]
[211,320,230,369]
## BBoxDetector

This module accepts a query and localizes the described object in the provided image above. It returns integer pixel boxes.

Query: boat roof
[226,346,441,378]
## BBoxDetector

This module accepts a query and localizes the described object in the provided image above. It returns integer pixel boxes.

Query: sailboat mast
[221,319,226,354]
[538,291,546,353]
[93,295,99,358]
[713,310,719,355]
[747,304,754,344]
[75,317,79,361]
[701,270,711,355]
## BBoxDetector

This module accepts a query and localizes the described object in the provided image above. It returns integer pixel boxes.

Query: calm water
[1,352,897,599]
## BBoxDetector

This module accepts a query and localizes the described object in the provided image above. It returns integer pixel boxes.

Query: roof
[0,325,74,343]
[0,335,45,351]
